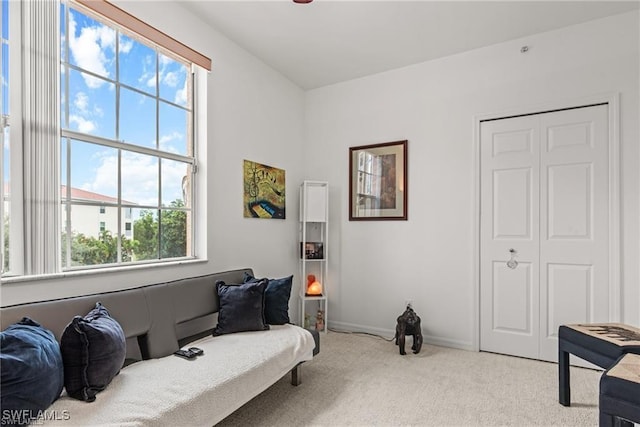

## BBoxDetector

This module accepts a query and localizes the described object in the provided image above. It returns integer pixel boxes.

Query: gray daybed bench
[0,268,319,426]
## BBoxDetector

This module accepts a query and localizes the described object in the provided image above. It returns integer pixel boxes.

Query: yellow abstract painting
[243,160,286,219]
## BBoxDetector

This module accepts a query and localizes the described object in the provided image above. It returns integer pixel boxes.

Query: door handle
[507,248,518,269]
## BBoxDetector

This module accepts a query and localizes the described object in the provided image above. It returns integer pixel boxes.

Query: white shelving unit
[299,181,329,333]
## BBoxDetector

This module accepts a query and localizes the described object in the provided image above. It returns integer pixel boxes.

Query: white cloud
[159,55,172,67]
[163,71,178,88]
[94,152,158,206]
[159,158,188,204]
[93,105,104,118]
[84,150,185,206]
[159,132,182,145]
[122,153,158,205]
[69,114,96,133]
[74,92,89,113]
[68,12,114,89]
[175,78,188,106]
[137,55,156,90]
[69,91,103,132]
[137,54,189,105]
[158,132,184,153]
[81,151,116,194]
[96,25,115,51]
[119,36,133,54]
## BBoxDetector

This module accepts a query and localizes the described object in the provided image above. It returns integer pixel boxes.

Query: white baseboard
[328,320,474,351]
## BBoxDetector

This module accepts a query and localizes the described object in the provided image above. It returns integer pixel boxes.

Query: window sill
[1,258,207,285]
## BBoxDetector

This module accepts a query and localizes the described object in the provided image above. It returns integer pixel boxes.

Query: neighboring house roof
[60,186,137,205]
[4,184,136,206]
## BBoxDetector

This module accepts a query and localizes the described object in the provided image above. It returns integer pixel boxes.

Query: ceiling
[181,1,639,90]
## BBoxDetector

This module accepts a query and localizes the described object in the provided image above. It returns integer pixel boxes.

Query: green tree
[133,210,158,260]
[133,200,187,260]
[57,198,187,267]
[161,200,187,258]
[62,230,135,267]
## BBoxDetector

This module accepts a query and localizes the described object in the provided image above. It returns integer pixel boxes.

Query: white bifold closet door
[480,104,609,363]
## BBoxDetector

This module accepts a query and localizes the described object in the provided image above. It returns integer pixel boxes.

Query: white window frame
[2,1,25,277]
[1,0,208,280]
[0,0,5,274]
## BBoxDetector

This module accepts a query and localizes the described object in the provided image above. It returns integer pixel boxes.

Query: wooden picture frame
[349,140,408,221]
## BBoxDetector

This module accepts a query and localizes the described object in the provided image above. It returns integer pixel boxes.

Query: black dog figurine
[395,306,423,355]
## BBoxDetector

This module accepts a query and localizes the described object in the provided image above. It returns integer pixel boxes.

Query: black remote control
[173,349,197,360]
[188,347,204,356]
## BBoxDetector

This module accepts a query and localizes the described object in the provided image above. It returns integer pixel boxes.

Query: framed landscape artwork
[243,160,286,219]
[349,140,408,221]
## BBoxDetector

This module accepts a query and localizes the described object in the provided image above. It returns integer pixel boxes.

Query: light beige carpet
[217,331,601,426]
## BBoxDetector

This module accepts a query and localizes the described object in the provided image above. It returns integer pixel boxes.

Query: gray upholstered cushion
[0,269,260,360]
[0,288,150,362]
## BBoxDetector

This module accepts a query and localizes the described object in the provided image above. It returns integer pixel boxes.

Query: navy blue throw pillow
[213,279,270,336]
[243,272,293,325]
[0,317,64,427]
[60,302,126,402]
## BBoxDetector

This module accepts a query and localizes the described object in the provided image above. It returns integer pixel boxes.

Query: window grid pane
[59,1,194,270]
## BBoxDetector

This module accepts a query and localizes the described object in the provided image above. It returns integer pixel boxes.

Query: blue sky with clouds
[61,4,191,208]
[3,1,192,212]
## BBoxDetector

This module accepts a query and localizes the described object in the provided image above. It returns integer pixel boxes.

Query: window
[3,0,210,277]
[60,2,195,268]
[356,151,383,210]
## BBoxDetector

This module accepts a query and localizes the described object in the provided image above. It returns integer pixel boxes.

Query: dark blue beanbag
[0,317,64,427]
[60,302,126,402]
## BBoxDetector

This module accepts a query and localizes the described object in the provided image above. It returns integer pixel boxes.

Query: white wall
[1,1,307,319]
[2,6,638,347]
[304,11,640,348]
